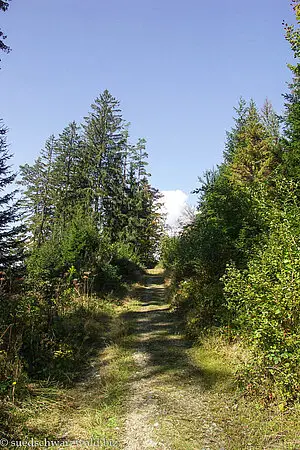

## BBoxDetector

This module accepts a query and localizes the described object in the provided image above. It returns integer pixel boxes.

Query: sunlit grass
[17,344,134,447]
[185,335,300,450]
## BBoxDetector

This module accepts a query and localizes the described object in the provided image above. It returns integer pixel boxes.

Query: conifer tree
[19,136,56,246]
[19,90,164,268]
[282,0,300,180]
[0,1,21,269]
[83,90,127,238]
[227,101,280,184]
[223,98,248,164]
[123,139,149,243]
[0,121,22,269]
[137,180,163,266]
[52,121,87,226]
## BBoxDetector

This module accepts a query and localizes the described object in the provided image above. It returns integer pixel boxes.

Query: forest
[1,0,300,448]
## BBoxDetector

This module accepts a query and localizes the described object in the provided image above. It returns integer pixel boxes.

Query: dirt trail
[121,269,225,450]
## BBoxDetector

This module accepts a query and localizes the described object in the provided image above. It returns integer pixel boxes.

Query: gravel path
[122,270,225,450]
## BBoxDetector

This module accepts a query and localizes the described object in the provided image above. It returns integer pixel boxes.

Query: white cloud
[161,190,188,229]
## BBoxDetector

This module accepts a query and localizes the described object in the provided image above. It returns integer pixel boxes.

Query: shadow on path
[121,271,230,389]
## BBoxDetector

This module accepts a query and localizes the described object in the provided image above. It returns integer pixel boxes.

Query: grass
[185,334,300,449]
[24,345,133,443]
[1,295,140,449]
[151,333,300,449]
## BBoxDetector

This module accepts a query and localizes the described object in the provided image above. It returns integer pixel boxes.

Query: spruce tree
[227,100,280,184]
[52,121,87,226]
[19,136,56,246]
[137,180,163,266]
[0,3,23,272]
[83,90,129,239]
[223,98,248,164]
[282,1,300,180]
[20,90,164,268]
[0,121,22,269]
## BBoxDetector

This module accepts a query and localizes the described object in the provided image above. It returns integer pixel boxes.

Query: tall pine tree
[282,0,300,180]
[0,2,22,271]
[0,121,22,269]
[52,121,87,226]
[83,90,130,240]
[19,136,56,246]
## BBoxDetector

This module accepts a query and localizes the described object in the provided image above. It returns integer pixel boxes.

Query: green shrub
[110,242,144,283]
[93,263,122,294]
[223,209,300,403]
[60,215,100,271]
[160,236,180,270]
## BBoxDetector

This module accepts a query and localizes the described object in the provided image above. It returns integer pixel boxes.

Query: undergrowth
[0,292,138,444]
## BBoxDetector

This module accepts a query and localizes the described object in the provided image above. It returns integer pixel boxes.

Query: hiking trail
[121,269,224,450]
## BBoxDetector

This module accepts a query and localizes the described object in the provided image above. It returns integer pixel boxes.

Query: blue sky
[0,0,296,212]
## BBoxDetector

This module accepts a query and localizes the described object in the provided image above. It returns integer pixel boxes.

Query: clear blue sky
[0,0,295,203]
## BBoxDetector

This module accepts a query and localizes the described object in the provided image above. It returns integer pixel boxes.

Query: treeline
[19,89,162,280]
[162,2,300,405]
[0,89,163,387]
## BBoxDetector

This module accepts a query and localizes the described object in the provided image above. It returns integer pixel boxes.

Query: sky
[0,0,296,225]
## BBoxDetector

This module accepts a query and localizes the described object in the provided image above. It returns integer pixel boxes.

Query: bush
[223,207,300,403]
[93,263,122,294]
[160,236,179,270]
[60,215,100,271]
[20,297,113,383]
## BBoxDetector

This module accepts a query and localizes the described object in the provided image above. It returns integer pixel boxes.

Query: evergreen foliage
[282,1,300,181]
[19,136,56,246]
[0,121,22,270]
[19,90,163,289]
